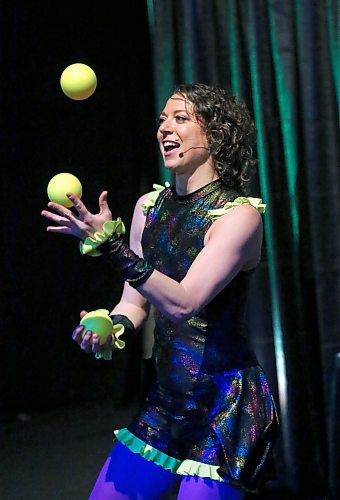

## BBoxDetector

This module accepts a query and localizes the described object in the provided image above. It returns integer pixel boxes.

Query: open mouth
[163,141,180,153]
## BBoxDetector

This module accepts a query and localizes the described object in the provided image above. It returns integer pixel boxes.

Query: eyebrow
[159,110,188,116]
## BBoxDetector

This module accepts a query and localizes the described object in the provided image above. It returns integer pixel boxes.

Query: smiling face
[157,94,212,175]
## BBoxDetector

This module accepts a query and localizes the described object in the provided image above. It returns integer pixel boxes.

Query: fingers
[80,332,106,355]
[73,308,113,357]
[80,331,94,353]
[42,204,89,238]
[72,322,101,354]
[46,202,79,223]
[98,191,112,217]
[72,324,112,357]
[72,325,84,344]
[66,193,89,216]
[41,209,71,225]
[42,192,112,239]
[98,190,108,208]
[41,204,77,233]
[72,325,93,353]
[42,209,73,233]
[104,334,113,351]
[91,334,100,354]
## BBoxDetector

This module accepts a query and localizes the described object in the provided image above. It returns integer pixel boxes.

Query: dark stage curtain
[147,0,339,496]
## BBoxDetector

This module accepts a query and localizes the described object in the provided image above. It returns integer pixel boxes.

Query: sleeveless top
[114,180,278,493]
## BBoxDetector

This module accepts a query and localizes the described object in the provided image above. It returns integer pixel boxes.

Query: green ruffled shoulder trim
[141,182,171,216]
[79,219,126,257]
[208,197,266,220]
[114,428,224,482]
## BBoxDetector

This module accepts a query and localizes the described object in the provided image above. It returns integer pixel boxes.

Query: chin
[163,159,179,170]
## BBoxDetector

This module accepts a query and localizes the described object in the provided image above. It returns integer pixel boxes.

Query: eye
[176,115,188,123]
[158,116,166,126]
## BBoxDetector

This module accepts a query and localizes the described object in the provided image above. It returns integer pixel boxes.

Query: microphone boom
[179,146,209,158]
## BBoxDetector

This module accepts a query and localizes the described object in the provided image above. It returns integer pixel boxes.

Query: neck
[175,165,218,196]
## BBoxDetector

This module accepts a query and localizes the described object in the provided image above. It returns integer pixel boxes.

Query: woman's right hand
[41,191,112,241]
[72,310,113,355]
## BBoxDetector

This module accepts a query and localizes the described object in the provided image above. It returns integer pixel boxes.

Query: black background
[0,0,158,414]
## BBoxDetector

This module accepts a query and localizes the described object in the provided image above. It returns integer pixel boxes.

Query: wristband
[99,235,154,288]
[95,314,136,361]
[80,219,126,257]
[110,314,136,338]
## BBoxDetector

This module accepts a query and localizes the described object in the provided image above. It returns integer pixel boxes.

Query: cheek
[196,132,207,148]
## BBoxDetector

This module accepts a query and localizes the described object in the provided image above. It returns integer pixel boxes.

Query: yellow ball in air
[60,63,97,100]
[47,173,82,208]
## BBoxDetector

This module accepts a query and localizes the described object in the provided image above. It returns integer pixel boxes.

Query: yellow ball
[80,309,113,345]
[47,173,82,208]
[60,63,97,100]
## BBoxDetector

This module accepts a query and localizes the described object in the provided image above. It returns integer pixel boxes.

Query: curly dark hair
[172,83,257,194]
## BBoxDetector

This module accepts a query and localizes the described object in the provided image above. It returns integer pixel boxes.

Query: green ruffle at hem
[114,428,224,482]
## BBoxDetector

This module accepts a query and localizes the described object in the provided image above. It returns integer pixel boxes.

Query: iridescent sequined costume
[114,179,277,492]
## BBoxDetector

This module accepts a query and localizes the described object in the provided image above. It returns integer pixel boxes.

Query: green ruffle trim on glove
[208,197,266,220]
[94,322,126,361]
[82,309,126,361]
[114,428,224,482]
[141,182,171,216]
[79,219,126,257]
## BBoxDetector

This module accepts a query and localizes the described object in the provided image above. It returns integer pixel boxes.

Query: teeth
[163,141,180,152]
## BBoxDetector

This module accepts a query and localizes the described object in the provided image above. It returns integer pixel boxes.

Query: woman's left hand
[41,191,112,240]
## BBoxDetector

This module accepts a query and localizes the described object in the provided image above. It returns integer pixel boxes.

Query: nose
[158,117,172,136]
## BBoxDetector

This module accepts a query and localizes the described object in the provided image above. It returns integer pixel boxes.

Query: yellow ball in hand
[47,173,82,208]
[60,63,97,100]
[80,309,113,345]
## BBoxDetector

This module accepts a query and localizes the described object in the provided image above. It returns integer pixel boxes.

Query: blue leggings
[89,441,242,499]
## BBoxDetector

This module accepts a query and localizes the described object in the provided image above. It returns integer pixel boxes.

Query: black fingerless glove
[109,314,136,338]
[99,235,154,288]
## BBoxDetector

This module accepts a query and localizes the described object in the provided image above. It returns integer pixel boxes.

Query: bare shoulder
[129,193,149,250]
[210,203,262,238]
[136,192,150,205]
[206,204,263,269]
[132,193,149,219]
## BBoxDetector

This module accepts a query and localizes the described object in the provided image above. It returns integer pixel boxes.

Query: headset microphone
[179,146,209,158]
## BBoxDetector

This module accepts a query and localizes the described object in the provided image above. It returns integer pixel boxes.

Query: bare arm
[42,191,150,329]
[109,194,150,329]
[42,191,150,354]
[42,191,262,328]
[134,203,262,323]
